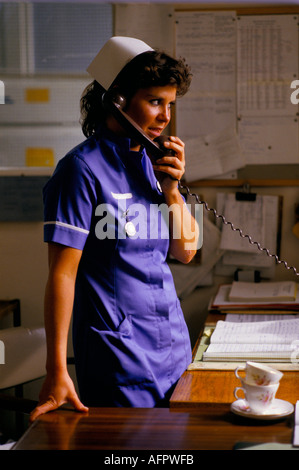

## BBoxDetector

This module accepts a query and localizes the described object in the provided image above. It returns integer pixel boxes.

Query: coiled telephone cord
[179,181,299,276]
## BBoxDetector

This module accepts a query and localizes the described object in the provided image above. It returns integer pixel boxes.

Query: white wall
[0,221,47,327]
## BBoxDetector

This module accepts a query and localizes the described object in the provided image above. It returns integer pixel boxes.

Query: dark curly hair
[80,50,192,137]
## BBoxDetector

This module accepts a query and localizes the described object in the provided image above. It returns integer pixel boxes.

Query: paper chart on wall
[175,11,237,140]
[184,126,245,182]
[238,116,299,165]
[237,15,299,165]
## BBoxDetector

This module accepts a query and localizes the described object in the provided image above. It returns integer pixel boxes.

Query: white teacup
[235,361,283,386]
[234,379,279,414]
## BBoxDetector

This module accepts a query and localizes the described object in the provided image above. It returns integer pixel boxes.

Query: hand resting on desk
[29,370,89,422]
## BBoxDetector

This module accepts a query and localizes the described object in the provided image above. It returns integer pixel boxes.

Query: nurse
[30,37,199,421]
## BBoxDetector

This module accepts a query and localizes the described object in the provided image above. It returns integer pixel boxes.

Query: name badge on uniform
[125,221,136,237]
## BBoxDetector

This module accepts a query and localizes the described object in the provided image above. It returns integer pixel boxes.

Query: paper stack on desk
[209,281,299,314]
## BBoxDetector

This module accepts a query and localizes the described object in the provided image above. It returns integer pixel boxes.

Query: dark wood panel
[13,404,294,450]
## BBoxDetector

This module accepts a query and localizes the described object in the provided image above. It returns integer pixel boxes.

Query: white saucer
[230,399,294,420]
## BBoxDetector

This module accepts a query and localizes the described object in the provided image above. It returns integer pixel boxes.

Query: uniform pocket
[116,315,132,337]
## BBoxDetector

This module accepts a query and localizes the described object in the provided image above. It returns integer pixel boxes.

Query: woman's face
[125,85,177,140]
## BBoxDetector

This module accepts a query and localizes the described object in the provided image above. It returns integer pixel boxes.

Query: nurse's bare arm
[30,243,89,422]
[163,187,199,263]
[153,136,199,264]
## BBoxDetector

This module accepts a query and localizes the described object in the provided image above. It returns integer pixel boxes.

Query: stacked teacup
[234,361,283,414]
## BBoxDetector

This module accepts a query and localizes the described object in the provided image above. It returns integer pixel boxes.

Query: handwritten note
[184,126,244,182]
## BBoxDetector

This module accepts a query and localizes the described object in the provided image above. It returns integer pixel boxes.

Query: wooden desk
[170,313,299,407]
[170,370,299,407]
[13,405,295,450]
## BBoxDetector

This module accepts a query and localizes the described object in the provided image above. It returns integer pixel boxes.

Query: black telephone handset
[102,89,175,159]
[103,89,299,276]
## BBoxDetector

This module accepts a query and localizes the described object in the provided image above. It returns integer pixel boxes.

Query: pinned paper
[25,88,50,103]
[0,80,4,104]
[26,148,54,167]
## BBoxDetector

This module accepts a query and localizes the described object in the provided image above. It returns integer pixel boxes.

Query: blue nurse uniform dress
[43,124,192,407]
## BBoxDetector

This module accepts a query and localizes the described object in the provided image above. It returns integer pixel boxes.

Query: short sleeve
[43,154,96,250]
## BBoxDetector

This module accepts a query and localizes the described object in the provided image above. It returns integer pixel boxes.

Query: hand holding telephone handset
[103,89,299,276]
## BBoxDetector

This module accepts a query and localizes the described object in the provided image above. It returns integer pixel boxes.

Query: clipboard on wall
[216,190,282,271]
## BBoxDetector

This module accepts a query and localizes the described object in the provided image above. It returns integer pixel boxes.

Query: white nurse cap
[86,36,154,91]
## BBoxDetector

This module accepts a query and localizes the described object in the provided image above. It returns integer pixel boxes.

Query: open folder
[202,318,299,362]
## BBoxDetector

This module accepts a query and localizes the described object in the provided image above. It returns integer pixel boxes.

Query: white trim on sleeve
[44,221,90,235]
